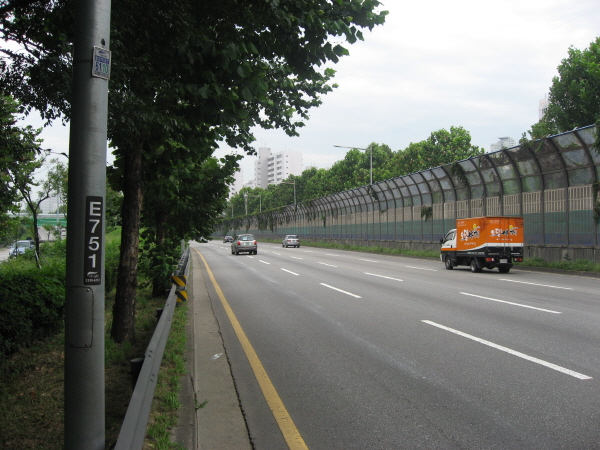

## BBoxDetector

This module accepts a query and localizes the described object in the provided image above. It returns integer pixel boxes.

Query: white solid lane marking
[320,283,362,298]
[364,272,403,282]
[460,292,561,314]
[405,266,437,271]
[500,279,572,290]
[259,260,270,265]
[422,320,592,380]
[281,268,299,276]
[319,262,338,267]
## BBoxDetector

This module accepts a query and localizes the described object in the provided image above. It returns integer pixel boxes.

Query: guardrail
[114,244,191,450]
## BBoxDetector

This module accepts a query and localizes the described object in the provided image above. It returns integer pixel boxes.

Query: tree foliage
[545,36,600,132]
[383,126,483,178]
[0,95,41,216]
[1,0,388,341]
[226,127,484,215]
[0,95,53,264]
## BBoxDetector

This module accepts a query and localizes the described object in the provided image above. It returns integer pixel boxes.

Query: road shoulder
[175,247,252,450]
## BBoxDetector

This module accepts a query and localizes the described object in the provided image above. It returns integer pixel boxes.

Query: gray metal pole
[64,1,111,449]
[369,146,373,185]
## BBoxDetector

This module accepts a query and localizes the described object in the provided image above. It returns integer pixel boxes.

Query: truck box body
[440,216,524,273]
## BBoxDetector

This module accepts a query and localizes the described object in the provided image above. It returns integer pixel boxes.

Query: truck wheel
[498,266,510,273]
[470,258,482,273]
[444,255,454,270]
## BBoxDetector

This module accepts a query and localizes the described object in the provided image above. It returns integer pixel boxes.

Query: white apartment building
[254,147,303,189]
[229,167,245,198]
[38,196,61,214]
[490,136,516,152]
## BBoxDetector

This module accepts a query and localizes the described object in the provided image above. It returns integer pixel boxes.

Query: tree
[0,95,41,216]
[139,143,240,297]
[0,95,51,264]
[384,126,484,177]
[2,0,388,342]
[524,120,558,141]
[545,36,600,132]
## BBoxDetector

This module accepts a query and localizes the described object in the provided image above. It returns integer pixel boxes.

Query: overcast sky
[23,0,600,183]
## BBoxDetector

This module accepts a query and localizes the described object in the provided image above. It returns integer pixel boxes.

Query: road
[192,240,600,450]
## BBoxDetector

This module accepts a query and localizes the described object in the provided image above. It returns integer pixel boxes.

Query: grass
[260,238,600,273]
[515,256,600,273]
[143,300,188,450]
[0,285,189,450]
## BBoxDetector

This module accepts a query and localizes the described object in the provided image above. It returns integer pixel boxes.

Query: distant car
[10,240,33,257]
[231,234,257,255]
[223,236,234,243]
[282,235,300,248]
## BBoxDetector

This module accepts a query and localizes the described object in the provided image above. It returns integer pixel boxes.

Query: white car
[282,235,300,248]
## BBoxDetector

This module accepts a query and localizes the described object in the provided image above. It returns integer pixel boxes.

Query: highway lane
[192,241,600,449]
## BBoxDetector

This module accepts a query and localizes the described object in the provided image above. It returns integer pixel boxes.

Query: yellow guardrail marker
[195,249,309,450]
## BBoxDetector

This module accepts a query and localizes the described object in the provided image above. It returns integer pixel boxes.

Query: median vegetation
[0,233,189,449]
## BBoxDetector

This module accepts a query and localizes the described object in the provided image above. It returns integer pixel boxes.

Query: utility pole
[64,1,111,449]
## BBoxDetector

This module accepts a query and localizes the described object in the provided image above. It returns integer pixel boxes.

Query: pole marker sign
[92,46,111,80]
[84,196,103,285]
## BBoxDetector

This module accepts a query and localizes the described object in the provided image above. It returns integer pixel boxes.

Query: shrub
[0,260,66,357]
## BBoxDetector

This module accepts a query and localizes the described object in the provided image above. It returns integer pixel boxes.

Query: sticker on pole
[92,46,111,80]
[84,196,103,285]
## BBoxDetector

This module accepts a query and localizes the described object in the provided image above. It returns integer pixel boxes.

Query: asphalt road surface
[192,240,600,450]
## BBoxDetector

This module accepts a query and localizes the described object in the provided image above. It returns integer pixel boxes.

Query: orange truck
[440,216,524,273]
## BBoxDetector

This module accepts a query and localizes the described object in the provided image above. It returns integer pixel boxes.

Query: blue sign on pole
[92,46,111,80]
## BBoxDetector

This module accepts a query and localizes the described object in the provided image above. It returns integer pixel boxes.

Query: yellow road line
[195,249,309,450]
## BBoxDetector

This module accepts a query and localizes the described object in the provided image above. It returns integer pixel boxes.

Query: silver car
[282,235,300,248]
[231,234,257,255]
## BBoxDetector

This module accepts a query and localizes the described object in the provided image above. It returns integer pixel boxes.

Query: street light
[334,144,373,185]
[44,149,69,159]
[243,192,262,214]
[280,180,296,205]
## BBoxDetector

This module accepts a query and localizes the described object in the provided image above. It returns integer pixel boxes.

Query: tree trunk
[151,209,168,298]
[31,207,41,268]
[111,141,144,343]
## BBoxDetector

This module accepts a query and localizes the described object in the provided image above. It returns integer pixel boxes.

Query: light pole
[44,149,68,238]
[334,144,373,185]
[280,180,296,205]
[245,194,262,213]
